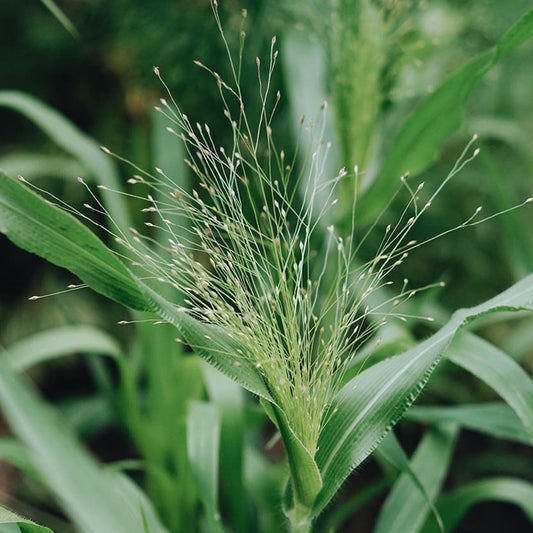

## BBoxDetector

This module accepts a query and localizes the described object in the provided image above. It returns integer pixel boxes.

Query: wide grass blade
[446,331,533,442]
[313,274,533,516]
[0,505,53,533]
[406,403,531,446]
[202,365,248,532]
[0,172,149,311]
[187,401,223,533]
[0,92,130,230]
[0,358,167,533]
[360,7,533,221]
[375,425,458,533]
[0,172,270,400]
[420,478,533,533]
[4,326,122,371]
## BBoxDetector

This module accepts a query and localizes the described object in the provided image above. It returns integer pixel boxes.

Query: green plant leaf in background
[3,325,122,371]
[0,505,53,533]
[420,478,533,533]
[0,357,168,533]
[375,425,458,533]
[360,7,533,221]
[406,403,532,446]
[446,331,533,442]
[0,92,129,229]
[313,273,533,516]
[186,401,223,533]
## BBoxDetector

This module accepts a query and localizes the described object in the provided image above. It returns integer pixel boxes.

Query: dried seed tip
[320,100,328,110]
[473,148,480,156]
[17,175,27,182]
[525,197,533,203]
[417,182,425,191]
[426,317,435,322]
[174,338,184,344]
[472,133,479,141]
[97,185,109,190]
[440,281,446,287]
[28,295,40,300]
[83,203,92,209]
[256,57,260,66]
[154,106,162,113]
[156,167,164,175]
[117,320,129,325]
[423,201,431,211]
[100,146,111,154]
[276,90,281,100]
[160,98,167,106]
[272,35,276,45]
[475,206,483,213]
[400,171,410,182]
[233,361,241,367]
[153,66,160,76]
[77,176,85,184]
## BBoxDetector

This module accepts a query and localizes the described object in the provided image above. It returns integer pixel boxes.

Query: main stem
[288,503,313,533]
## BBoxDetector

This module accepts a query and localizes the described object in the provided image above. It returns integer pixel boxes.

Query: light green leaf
[313,274,533,516]
[406,403,531,446]
[40,0,79,39]
[0,171,270,402]
[202,364,248,532]
[0,153,84,182]
[4,326,122,371]
[0,505,53,533]
[270,402,323,510]
[0,358,168,533]
[0,171,149,311]
[375,425,458,533]
[361,7,533,221]
[0,91,129,229]
[420,478,533,533]
[446,332,533,442]
[187,400,223,533]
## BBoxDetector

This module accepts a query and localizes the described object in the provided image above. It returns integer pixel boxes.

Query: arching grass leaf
[0,505,53,533]
[360,7,533,221]
[0,358,168,533]
[446,332,533,442]
[0,172,148,311]
[0,92,129,230]
[375,425,458,533]
[420,478,533,533]
[4,326,122,371]
[406,403,531,446]
[313,274,533,516]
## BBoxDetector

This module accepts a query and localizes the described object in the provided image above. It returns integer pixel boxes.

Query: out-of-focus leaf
[406,403,531,445]
[313,274,533,516]
[186,401,223,533]
[203,364,247,532]
[0,153,84,182]
[375,425,458,533]
[420,478,533,533]
[0,358,168,533]
[0,505,53,533]
[4,326,122,371]
[40,0,79,39]
[0,92,129,229]
[447,332,533,443]
[361,7,533,221]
